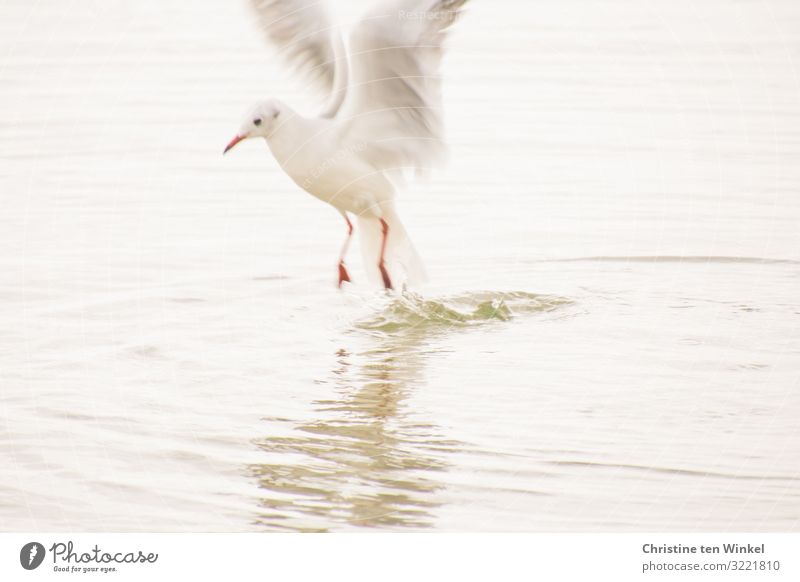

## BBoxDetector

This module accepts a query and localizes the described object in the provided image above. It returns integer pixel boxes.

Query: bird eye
[253,118,262,126]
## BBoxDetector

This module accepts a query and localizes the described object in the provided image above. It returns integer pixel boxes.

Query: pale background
[0,0,798,531]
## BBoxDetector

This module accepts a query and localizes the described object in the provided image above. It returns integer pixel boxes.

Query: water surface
[1,0,799,531]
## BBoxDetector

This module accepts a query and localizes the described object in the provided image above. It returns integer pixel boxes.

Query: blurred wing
[337,0,468,175]
[249,0,348,116]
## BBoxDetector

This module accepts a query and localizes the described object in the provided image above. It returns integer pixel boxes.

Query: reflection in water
[249,292,570,531]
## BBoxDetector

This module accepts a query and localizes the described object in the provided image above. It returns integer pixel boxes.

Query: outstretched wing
[249,0,348,117]
[337,0,468,175]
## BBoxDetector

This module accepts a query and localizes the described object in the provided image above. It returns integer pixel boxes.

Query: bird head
[223,99,287,154]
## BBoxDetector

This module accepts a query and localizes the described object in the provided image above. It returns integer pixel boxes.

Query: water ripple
[356,291,573,334]
[249,290,572,531]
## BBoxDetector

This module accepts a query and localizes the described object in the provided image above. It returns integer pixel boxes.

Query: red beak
[223,134,246,155]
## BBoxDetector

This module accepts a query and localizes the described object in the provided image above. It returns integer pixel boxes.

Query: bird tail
[357,204,427,289]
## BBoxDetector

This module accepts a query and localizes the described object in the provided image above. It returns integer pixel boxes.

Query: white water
[1,0,799,531]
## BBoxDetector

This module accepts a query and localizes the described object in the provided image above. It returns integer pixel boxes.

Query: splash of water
[356,291,573,334]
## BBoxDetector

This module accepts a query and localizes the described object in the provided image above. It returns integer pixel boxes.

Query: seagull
[223,0,469,290]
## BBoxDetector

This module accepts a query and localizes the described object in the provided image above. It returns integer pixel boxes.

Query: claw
[337,214,354,288]
[338,262,351,288]
[378,218,393,290]
[379,261,393,290]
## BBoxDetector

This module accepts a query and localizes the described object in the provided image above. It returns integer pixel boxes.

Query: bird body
[265,107,389,218]
[224,0,468,289]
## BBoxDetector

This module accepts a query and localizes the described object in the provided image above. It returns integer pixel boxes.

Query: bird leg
[378,218,393,290]
[337,214,353,288]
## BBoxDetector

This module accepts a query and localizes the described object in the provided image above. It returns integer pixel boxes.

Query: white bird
[224,0,469,290]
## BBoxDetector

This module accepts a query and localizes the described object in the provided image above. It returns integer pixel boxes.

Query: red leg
[378,218,393,290]
[337,215,353,288]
